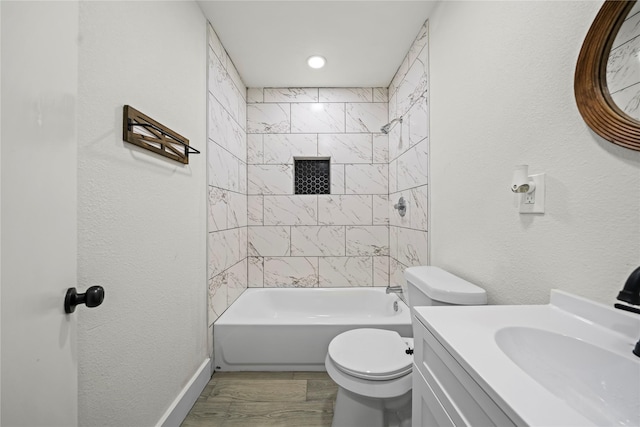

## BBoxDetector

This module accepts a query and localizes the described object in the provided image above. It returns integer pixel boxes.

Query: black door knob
[64,286,105,314]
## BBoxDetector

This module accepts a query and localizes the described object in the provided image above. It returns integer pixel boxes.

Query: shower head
[380,117,403,134]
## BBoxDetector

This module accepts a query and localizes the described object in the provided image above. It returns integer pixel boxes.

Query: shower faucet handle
[393,197,407,217]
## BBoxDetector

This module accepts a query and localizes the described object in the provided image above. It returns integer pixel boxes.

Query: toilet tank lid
[404,266,487,305]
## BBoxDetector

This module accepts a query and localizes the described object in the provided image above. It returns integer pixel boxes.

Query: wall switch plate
[520,173,545,214]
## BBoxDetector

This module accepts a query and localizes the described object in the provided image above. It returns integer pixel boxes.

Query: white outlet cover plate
[520,173,545,214]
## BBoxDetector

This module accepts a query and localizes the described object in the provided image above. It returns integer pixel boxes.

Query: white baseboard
[156,358,212,427]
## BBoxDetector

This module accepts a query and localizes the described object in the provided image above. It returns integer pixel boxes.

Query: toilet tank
[404,266,487,307]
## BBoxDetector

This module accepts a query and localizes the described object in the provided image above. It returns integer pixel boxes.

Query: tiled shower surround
[207,25,248,324]
[388,22,430,290]
[207,20,430,321]
[246,87,391,288]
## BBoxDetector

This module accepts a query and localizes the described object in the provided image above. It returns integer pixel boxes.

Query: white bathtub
[213,287,412,371]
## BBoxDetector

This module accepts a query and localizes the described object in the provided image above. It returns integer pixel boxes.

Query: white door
[1,1,80,425]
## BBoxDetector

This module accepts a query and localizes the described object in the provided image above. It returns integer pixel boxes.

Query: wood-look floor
[181,371,338,427]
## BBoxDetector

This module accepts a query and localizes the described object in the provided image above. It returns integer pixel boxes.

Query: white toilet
[325,266,487,427]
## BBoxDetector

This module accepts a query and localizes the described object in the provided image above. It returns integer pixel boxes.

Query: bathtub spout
[386,286,403,295]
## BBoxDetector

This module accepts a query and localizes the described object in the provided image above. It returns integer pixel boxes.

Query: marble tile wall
[608,3,640,121]
[206,19,429,305]
[246,87,390,288]
[388,21,430,292]
[207,24,248,325]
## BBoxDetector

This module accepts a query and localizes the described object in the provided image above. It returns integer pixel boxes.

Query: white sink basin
[496,326,640,426]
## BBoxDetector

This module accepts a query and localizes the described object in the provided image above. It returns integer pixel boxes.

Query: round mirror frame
[575,0,640,151]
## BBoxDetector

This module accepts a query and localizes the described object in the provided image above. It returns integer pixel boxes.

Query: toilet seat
[328,329,413,381]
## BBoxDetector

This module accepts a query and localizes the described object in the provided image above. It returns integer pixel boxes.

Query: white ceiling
[197,1,437,88]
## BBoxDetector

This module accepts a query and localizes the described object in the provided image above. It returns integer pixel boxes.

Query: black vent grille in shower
[294,159,330,195]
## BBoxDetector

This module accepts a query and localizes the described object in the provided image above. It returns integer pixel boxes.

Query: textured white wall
[429,1,640,305]
[77,2,208,425]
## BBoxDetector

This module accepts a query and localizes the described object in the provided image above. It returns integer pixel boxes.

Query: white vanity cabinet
[411,314,517,427]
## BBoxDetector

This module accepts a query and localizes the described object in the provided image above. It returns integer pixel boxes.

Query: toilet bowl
[326,266,487,427]
[326,328,414,427]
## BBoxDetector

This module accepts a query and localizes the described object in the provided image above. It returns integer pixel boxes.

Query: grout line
[371,254,374,286]
[343,102,347,133]
[344,225,347,257]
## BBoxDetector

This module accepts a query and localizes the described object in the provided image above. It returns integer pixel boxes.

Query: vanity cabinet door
[413,366,455,427]
[413,316,516,427]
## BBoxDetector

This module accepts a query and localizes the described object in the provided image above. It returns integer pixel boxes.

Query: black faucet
[614,266,640,357]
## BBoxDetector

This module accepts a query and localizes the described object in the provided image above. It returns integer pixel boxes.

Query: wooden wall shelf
[123,105,199,164]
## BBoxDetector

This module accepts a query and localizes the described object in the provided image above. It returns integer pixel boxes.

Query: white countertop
[412,290,640,427]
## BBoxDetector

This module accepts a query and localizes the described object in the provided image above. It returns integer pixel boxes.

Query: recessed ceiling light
[307,55,326,69]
